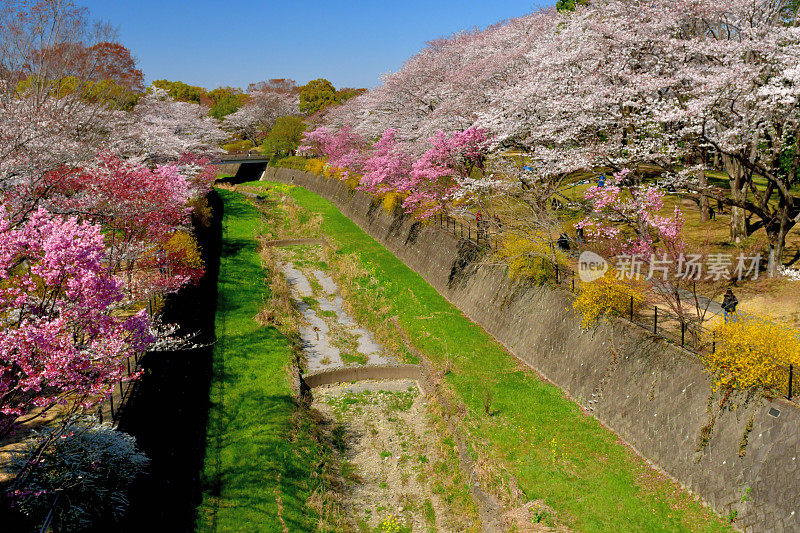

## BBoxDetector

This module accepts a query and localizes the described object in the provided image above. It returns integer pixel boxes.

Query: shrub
[222,139,254,153]
[573,270,640,329]
[305,158,326,175]
[703,314,800,396]
[323,165,345,180]
[163,230,204,279]
[3,417,149,532]
[271,156,308,171]
[380,192,405,213]
[495,234,568,283]
[189,196,214,228]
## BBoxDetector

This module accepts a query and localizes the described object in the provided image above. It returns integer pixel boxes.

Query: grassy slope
[266,180,730,532]
[196,189,324,532]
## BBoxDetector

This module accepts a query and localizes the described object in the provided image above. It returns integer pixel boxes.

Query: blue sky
[78,1,548,90]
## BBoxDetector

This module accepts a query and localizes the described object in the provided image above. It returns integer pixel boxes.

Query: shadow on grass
[116,191,223,533]
[193,188,335,532]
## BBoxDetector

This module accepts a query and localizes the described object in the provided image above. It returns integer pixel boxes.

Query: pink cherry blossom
[0,207,153,437]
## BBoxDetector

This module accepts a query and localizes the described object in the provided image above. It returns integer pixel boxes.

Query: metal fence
[93,351,142,425]
[433,212,798,403]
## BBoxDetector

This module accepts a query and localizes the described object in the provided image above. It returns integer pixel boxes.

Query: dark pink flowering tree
[47,154,204,299]
[0,208,153,438]
[401,127,492,217]
[298,125,366,176]
[359,129,413,194]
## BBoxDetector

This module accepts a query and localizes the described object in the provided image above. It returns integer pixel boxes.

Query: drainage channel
[271,241,485,531]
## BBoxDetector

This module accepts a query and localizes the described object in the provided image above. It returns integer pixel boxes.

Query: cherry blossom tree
[223,80,299,145]
[0,207,153,438]
[323,0,800,275]
[400,127,493,216]
[577,169,734,328]
[359,129,413,193]
[46,154,207,299]
[0,2,219,443]
[0,1,159,227]
[301,125,494,217]
[298,125,366,176]
[115,87,226,164]
[579,170,685,259]
[0,1,127,217]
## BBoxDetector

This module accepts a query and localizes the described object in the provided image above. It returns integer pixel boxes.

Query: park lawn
[265,179,732,532]
[196,188,329,532]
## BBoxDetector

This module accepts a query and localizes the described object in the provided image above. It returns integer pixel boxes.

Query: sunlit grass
[196,188,331,532]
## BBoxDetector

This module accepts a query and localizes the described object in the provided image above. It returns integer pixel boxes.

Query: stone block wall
[263,166,800,532]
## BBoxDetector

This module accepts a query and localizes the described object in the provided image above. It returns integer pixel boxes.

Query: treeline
[152,77,366,159]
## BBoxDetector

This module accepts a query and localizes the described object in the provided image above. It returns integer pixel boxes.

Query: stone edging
[302,364,423,389]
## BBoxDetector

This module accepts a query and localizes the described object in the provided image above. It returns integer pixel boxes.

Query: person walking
[722,289,738,322]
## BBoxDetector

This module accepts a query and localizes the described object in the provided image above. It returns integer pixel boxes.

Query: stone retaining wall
[263,166,800,532]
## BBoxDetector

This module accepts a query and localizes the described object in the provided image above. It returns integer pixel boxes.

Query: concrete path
[281,261,395,372]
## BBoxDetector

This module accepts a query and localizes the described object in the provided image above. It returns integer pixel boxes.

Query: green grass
[341,351,368,365]
[265,179,732,532]
[196,188,330,532]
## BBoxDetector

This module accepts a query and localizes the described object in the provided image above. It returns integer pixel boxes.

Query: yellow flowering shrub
[703,314,800,396]
[495,234,568,283]
[380,191,405,213]
[572,270,640,329]
[323,166,344,180]
[163,231,203,270]
[304,158,326,175]
[344,175,360,190]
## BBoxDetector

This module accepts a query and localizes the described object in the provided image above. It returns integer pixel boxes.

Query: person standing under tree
[722,289,738,322]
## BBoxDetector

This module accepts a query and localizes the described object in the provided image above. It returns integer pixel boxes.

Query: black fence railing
[433,212,798,403]
[434,212,498,250]
[94,350,142,424]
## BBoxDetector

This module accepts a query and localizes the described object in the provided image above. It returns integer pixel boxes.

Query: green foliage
[555,0,588,12]
[299,78,338,114]
[151,79,207,103]
[260,116,307,159]
[3,417,149,532]
[297,79,367,115]
[88,79,140,109]
[208,86,247,119]
[222,139,255,153]
[271,156,309,170]
[17,76,139,110]
[335,87,367,103]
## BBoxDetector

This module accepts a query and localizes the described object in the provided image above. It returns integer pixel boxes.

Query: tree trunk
[696,168,709,222]
[766,231,784,277]
[766,207,792,277]
[722,155,747,243]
